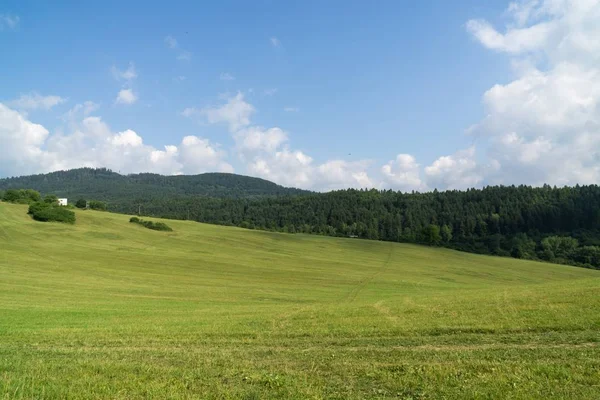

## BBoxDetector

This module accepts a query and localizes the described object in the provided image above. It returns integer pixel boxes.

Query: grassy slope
[0,202,599,399]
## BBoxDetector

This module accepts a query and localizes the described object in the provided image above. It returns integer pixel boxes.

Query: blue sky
[1,1,599,190]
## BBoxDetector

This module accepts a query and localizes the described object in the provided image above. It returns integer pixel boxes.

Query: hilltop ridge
[0,167,311,201]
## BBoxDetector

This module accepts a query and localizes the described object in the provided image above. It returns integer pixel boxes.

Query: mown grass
[1,202,599,399]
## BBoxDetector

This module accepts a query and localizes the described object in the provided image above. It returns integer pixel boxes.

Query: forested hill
[104,184,599,270]
[0,168,311,201]
[2,168,600,269]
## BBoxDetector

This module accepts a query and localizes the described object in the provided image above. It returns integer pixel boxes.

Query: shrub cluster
[88,200,107,211]
[129,217,172,232]
[28,201,76,224]
[1,189,41,204]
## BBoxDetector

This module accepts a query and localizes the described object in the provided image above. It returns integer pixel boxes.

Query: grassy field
[1,202,599,399]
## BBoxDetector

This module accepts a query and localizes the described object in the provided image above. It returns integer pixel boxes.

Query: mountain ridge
[0,168,312,201]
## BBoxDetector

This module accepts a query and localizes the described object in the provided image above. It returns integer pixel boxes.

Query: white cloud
[0,103,51,176]
[220,72,235,81]
[381,154,426,192]
[0,103,231,177]
[186,93,374,190]
[424,147,484,190]
[317,160,374,190]
[111,62,137,82]
[263,88,278,96]
[0,14,19,30]
[9,92,66,111]
[115,89,138,105]
[234,126,288,156]
[62,101,100,121]
[464,0,600,188]
[284,107,299,112]
[109,129,143,147]
[164,35,192,61]
[270,37,281,47]
[249,154,374,191]
[111,63,138,104]
[466,18,554,54]
[178,136,233,174]
[183,92,255,132]
[249,149,313,188]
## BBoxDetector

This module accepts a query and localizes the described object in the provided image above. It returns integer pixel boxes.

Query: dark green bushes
[129,217,172,232]
[88,200,107,211]
[28,201,75,224]
[2,189,41,204]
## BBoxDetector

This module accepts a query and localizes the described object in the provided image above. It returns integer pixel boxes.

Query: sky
[1,0,599,191]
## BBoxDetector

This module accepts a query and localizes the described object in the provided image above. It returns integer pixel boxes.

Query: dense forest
[2,168,600,269]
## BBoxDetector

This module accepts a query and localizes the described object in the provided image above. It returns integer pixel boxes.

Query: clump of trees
[129,217,172,232]
[28,195,76,224]
[88,200,107,211]
[73,198,107,210]
[2,189,41,204]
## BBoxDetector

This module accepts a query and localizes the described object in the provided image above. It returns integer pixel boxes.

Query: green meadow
[1,202,599,399]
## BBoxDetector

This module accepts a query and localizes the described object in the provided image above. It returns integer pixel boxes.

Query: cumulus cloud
[424,147,484,190]
[0,14,19,30]
[178,136,234,174]
[0,103,232,177]
[464,0,600,187]
[8,92,66,111]
[381,154,426,192]
[115,89,138,105]
[234,126,288,156]
[248,151,373,191]
[192,93,375,190]
[111,63,138,105]
[183,92,255,132]
[0,104,52,176]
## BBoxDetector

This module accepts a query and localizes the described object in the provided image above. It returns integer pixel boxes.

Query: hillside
[3,170,600,270]
[0,167,311,202]
[1,202,599,399]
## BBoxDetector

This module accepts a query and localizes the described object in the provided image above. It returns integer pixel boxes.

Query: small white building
[58,198,68,206]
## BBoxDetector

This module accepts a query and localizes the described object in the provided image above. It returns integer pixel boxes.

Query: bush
[44,194,59,204]
[88,200,107,211]
[28,201,50,215]
[75,199,87,209]
[129,217,172,232]
[2,189,41,204]
[28,201,75,224]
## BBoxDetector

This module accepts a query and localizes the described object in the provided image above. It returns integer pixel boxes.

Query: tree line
[112,185,600,269]
[2,169,600,269]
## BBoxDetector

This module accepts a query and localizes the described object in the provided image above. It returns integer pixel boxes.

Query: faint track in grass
[342,242,394,303]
